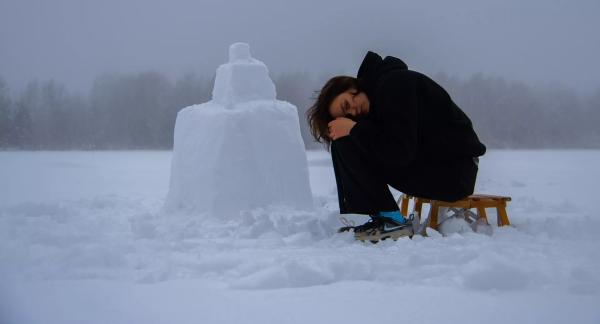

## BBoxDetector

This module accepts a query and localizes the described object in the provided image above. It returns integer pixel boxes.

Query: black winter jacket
[349,51,486,168]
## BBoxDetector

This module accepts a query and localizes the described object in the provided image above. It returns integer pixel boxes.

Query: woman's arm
[349,72,419,168]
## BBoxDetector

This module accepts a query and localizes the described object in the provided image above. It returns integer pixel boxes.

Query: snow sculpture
[212,43,276,106]
[165,43,313,217]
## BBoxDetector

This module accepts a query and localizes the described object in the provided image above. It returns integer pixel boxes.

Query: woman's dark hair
[307,76,362,149]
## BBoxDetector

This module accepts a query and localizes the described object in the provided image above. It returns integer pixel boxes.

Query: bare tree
[0,78,11,148]
[10,101,33,149]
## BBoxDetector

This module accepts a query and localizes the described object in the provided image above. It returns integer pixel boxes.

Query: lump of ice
[165,43,313,218]
[438,216,473,236]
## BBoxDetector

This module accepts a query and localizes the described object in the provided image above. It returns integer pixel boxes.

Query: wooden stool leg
[476,207,489,224]
[497,205,511,226]
[414,200,423,216]
[430,201,439,230]
[400,195,409,217]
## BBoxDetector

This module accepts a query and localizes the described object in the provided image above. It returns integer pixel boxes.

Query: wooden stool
[399,194,512,230]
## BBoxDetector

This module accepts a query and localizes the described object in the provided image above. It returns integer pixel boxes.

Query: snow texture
[1,150,600,324]
[165,43,313,217]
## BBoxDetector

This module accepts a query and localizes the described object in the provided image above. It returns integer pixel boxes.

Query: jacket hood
[357,51,408,99]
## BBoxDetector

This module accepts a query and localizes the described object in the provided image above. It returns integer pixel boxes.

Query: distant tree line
[0,71,599,150]
[0,73,212,149]
[433,73,600,148]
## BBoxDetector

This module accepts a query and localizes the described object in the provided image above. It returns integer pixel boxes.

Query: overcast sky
[1,0,599,94]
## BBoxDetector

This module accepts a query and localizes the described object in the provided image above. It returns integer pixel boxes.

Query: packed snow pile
[165,43,313,217]
[212,43,276,106]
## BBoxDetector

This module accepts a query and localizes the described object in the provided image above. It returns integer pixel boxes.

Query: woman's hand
[328,117,356,141]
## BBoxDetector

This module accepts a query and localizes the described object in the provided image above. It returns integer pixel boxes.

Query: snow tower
[165,43,313,217]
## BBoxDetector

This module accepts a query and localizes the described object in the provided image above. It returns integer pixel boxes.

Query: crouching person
[307,51,486,241]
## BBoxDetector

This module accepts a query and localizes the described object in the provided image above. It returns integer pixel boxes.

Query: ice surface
[1,150,600,324]
[165,43,312,217]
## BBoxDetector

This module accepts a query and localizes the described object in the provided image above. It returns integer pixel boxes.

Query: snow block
[212,42,276,107]
[165,43,313,217]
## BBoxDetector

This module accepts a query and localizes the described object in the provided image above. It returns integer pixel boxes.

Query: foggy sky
[1,0,599,94]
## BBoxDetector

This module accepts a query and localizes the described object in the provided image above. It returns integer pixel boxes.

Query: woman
[307,51,486,241]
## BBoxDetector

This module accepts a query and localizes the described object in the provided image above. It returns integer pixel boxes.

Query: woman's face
[329,89,370,119]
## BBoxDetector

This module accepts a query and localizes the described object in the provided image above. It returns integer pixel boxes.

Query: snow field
[1,150,600,323]
[2,198,596,293]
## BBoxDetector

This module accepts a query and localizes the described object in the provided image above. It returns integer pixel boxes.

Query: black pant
[331,137,478,215]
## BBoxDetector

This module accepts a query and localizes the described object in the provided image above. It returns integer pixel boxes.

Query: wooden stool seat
[399,194,512,230]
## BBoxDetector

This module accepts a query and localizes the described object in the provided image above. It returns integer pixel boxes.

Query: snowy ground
[1,150,599,324]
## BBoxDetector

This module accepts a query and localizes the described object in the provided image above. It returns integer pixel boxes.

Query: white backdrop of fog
[1,0,599,94]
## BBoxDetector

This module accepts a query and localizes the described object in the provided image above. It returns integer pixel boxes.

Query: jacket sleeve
[348,73,419,168]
